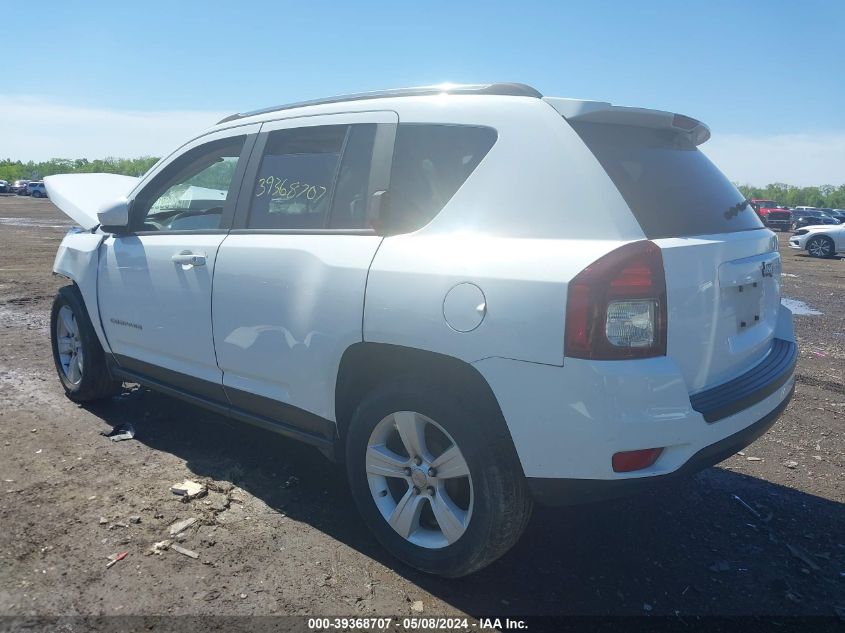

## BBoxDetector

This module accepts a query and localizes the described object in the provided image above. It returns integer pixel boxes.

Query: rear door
[569,120,782,392]
[212,112,396,426]
[97,127,258,398]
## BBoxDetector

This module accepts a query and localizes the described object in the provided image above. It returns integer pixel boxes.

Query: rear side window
[387,124,496,234]
[570,122,763,238]
[248,124,376,230]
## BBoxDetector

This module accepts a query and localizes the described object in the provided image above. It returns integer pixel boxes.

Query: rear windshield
[570,121,763,238]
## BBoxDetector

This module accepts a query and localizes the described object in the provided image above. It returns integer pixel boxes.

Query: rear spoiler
[544,97,711,146]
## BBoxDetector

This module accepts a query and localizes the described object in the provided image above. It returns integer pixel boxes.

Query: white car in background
[789,224,845,258]
[44,83,797,577]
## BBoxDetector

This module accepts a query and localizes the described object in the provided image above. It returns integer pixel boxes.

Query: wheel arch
[334,342,518,465]
[53,231,111,352]
[805,233,836,257]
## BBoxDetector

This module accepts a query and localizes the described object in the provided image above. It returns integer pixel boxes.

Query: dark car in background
[12,180,30,195]
[824,209,845,224]
[791,208,840,230]
[0,180,10,193]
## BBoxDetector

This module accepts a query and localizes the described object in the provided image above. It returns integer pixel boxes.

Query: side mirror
[97,198,131,232]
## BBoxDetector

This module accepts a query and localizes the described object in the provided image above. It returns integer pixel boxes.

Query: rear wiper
[724,199,750,220]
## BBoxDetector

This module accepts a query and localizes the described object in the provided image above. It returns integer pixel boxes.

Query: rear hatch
[548,99,781,393]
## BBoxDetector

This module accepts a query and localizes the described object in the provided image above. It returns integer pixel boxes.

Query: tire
[32,190,43,198]
[345,377,532,577]
[806,236,835,259]
[50,285,121,401]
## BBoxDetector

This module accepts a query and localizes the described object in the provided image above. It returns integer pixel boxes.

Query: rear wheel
[345,379,532,577]
[806,236,835,259]
[50,285,121,401]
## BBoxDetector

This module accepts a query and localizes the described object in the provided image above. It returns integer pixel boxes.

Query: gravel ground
[0,195,842,624]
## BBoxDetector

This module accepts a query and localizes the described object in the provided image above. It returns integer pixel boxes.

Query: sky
[2,0,843,186]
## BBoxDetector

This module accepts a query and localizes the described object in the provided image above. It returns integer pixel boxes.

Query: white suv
[46,83,797,577]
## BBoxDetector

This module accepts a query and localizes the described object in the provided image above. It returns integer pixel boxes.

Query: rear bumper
[473,307,797,492]
[527,384,793,506]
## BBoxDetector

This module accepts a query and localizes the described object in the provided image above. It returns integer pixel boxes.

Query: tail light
[564,240,667,360]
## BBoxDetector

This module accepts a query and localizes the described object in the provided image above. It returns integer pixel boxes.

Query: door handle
[171,251,207,267]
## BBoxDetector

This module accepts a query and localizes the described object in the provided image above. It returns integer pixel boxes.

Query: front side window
[134,136,246,232]
[247,124,376,230]
[386,124,497,234]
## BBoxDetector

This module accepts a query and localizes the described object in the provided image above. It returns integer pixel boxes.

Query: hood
[44,173,140,230]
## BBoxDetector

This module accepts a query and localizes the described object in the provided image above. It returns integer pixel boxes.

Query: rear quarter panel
[364,97,646,365]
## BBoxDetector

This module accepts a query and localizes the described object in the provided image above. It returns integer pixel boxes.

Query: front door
[97,128,257,400]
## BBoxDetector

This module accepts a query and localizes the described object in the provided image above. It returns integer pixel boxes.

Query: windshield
[570,121,764,238]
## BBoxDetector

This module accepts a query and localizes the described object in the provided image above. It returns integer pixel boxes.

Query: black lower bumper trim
[527,383,793,507]
[690,338,797,423]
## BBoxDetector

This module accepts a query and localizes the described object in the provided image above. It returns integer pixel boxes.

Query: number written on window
[255,176,327,202]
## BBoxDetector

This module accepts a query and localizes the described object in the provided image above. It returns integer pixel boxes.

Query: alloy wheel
[365,411,473,549]
[55,305,83,384]
[808,237,832,258]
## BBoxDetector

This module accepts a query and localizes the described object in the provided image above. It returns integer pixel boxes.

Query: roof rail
[216,83,542,124]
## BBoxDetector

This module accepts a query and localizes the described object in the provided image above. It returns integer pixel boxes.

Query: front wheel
[346,379,532,577]
[806,236,835,259]
[50,285,121,401]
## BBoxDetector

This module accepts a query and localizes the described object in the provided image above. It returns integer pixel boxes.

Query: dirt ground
[0,195,842,623]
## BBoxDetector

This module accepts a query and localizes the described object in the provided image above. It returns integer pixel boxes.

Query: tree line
[0,157,160,183]
[735,183,845,209]
[2,157,843,210]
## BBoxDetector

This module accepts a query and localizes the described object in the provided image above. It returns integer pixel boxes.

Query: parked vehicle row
[791,207,840,230]
[0,179,49,197]
[750,199,844,231]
